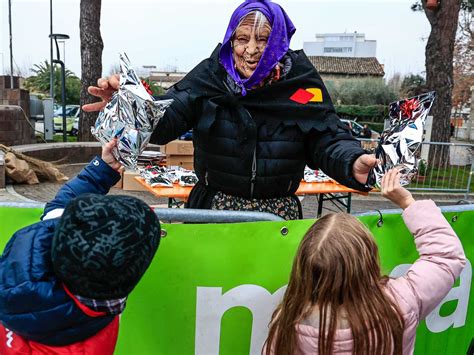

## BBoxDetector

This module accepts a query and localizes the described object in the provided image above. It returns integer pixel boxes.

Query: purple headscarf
[219,0,296,95]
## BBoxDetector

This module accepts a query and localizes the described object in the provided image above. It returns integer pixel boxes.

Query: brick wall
[0,75,34,146]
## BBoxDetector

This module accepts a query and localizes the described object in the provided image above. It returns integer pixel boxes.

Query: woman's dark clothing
[151,45,369,211]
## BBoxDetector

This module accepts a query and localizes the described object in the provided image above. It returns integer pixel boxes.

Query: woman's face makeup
[232,15,272,79]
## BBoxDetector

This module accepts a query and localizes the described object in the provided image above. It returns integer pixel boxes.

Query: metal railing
[0,202,284,223]
[358,139,474,199]
[354,201,474,220]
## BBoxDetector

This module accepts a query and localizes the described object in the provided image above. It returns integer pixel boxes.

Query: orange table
[135,177,191,208]
[135,177,368,216]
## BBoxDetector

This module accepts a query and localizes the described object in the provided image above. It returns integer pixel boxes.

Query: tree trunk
[79,0,103,142]
[423,0,460,165]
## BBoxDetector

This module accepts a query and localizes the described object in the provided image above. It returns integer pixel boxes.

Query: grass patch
[408,165,473,192]
[52,134,77,143]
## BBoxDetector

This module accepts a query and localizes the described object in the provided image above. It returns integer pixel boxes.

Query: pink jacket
[293,200,467,355]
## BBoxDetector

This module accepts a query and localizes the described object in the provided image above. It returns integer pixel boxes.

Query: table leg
[317,193,324,218]
[346,193,352,213]
[168,198,185,208]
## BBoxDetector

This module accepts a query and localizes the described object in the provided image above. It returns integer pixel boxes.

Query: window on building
[323,47,353,53]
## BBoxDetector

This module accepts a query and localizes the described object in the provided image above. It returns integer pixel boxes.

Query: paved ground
[1,163,472,218]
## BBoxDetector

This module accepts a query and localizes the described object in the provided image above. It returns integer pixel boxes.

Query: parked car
[54,105,80,134]
[340,119,380,140]
[340,119,380,150]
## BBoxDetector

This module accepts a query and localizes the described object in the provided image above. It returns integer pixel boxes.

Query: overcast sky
[1,0,431,80]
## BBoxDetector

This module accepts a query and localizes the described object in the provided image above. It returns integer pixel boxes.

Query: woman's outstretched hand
[381,168,415,210]
[101,138,122,172]
[82,74,120,113]
[352,154,377,186]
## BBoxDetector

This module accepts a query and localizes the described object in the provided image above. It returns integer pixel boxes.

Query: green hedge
[335,105,389,123]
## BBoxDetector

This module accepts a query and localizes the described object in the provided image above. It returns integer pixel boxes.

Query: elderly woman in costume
[84,0,376,220]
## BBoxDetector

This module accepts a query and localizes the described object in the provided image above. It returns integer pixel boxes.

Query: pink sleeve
[388,200,466,320]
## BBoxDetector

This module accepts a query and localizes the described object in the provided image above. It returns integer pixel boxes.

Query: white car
[54,105,80,135]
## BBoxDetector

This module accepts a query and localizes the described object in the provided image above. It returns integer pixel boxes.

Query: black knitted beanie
[51,194,161,299]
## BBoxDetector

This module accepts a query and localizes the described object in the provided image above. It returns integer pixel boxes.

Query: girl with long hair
[265,169,466,355]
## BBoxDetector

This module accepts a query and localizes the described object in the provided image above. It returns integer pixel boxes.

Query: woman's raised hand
[82,74,120,112]
[352,154,377,185]
[381,168,415,210]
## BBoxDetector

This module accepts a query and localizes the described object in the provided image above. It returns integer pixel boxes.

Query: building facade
[149,71,187,89]
[303,32,376,58]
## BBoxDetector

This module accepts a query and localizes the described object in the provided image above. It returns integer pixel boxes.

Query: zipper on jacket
[223,86,257,199]
[250,148,257,199]
[205,171,209,186]
[287,180,292,192]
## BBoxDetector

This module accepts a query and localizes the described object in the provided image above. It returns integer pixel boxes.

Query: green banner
[0,207,472,354]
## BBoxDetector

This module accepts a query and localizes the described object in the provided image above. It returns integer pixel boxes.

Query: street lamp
[58,40,66,66]
[49,33,69,142]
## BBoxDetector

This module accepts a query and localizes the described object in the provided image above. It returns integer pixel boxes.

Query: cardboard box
[165,140,194,155]
[166,154,194,170]
[122,170,147,191]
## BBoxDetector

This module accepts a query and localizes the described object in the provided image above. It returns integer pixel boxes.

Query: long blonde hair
[265,213,404,355]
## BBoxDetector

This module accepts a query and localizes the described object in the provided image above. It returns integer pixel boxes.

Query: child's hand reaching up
[381,169,415,210]
[101,138,122,171]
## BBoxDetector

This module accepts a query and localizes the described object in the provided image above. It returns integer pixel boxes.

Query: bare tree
[79,0,103,142]
[452,6,473,115]
[412,0,461,165]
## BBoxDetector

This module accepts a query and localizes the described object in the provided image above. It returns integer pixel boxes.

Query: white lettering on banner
[195,285,287,355]
[195,260,471,353]
[390,259,472,333]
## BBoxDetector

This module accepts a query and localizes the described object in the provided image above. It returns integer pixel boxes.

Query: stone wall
[0,105,35,146]
[10,142,162,163]
[0,75,34,146]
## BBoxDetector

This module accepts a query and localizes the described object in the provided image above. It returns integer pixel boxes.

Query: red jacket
[0,316,119,355]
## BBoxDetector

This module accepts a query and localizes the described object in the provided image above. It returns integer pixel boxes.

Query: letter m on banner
[195,285,287,355]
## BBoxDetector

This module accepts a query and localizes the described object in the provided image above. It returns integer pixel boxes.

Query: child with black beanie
[0,140,161,354]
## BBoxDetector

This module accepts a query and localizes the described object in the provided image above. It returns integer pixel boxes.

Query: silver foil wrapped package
[91,53,173,169]
[303,167,333,183]
[369,91,436,187]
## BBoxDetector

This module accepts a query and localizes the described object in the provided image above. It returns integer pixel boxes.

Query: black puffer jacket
[150,45,368,204]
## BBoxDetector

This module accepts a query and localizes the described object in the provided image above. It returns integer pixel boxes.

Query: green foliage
[141,77,166,96]
[417,159,428,176]
[24,60,81,104]
[326,78,398,106]
[400,74,426,97]
[335,104,389,123]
